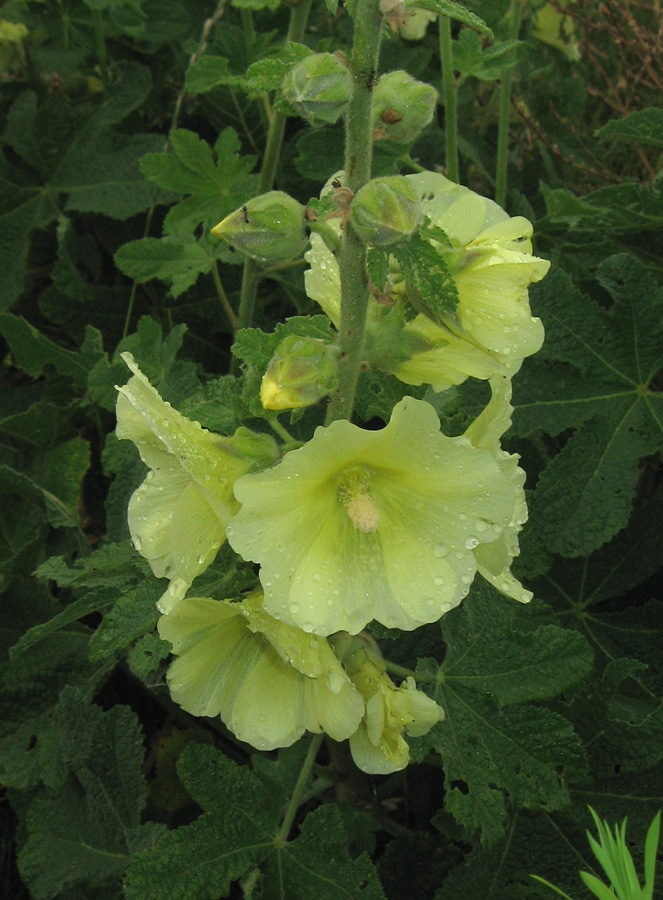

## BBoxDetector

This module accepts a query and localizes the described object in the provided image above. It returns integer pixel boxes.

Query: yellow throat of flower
[338,467,380,533]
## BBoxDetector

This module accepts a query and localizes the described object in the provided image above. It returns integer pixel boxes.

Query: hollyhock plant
[115,353,279,612]
[158,592,364,751]
[226,396,515,636]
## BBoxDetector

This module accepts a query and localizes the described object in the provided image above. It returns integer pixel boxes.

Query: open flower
[405,172,549,368]
[226,397,515,636]
[304,171,549,391]
[335,634,443,774]
[115,353,279,613]
[464,377,533,603]
[158,592,364,751]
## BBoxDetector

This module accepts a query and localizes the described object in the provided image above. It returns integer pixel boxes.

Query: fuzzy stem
[439,15,459,182]
[385,661,435,684]
[92,10,107,77]
[211,260,238,330]
[233,0,313,349]
[324,0,383,424]
[495,0,525,209]
[275,733,324,844]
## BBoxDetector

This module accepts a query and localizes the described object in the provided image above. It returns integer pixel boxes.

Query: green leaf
[232,315,336,370]
[0,313,90,389]
[114,235,214,297]
[245,43,312,95]
[426,584,588,845]
[295,128,346,183]
[32,436,89,521]
[124,743,283,900]
[18,688,164,899]
[393,233,459,320]
[541,182,663,233]
[355,369,427,423]
[88,580,161,662]
[596,108,663,149]
[185,55,245,93]
[513,255,663,557]
[261,806,386,900]
[179,374,246,433]
[408,0,493,37]
[87,316,192,411]
[453,30,520,80]
[127,631,171,679]
[0,580,112,791]
[140,128,257,235]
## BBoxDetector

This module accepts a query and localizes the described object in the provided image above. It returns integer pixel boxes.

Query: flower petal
[159,596,364,750]
[229,398,515,635]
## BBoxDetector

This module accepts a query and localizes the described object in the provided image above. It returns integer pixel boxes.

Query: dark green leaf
[596,108,663,148]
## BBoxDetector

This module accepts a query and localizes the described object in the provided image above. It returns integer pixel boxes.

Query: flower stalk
[234,0,313,348]
[324,0,384,424]
[495,0,525,208]
[439,15,459,182]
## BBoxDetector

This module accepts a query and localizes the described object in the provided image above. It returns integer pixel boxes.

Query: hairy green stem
[324,0,383,424]
[439,15,459,182]
[233,0,313,352]
[385,661,434,684]
[92,10,107,77]
[495,0,525,209]
[275,733,324,844]
[211,260,238,330]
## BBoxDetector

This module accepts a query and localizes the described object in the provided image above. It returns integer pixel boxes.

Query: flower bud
[282,52,352,126]
[350,176,423,248]
[227,426,281,470]
[212,191,308,263]
[372,70,438,144]
[260,335,338,411]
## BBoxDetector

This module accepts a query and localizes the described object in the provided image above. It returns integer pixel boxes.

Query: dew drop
[464,536,479,549]
[434,543,449,558]
[434,576,445,586]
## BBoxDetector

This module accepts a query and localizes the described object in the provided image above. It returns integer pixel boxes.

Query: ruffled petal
[158,595,364,750]
[229,397,515,636]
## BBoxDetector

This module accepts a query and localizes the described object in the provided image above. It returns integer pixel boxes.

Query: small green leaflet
[393,232,459,320]
[140,128,257,235]
[245,42,313,95]
[513,254,663,557]
[185,55,245,93]
[232,315,336,370]
[453,29,520,81]
[407,0,493,37]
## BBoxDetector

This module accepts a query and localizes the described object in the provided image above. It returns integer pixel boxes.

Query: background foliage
[1,0,662,897]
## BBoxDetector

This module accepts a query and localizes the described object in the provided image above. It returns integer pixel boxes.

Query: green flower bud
[372,70,438,144]
[350,176,423,248]
[282,52,352,126]
[212,191,308,263]
[260,335,338,411]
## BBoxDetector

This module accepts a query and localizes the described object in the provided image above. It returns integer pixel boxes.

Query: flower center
[338,467,380,533]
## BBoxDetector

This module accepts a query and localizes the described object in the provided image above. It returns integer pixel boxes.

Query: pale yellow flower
[115,354,278,612]
[158,592,364,750]
[227,397,515,636]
